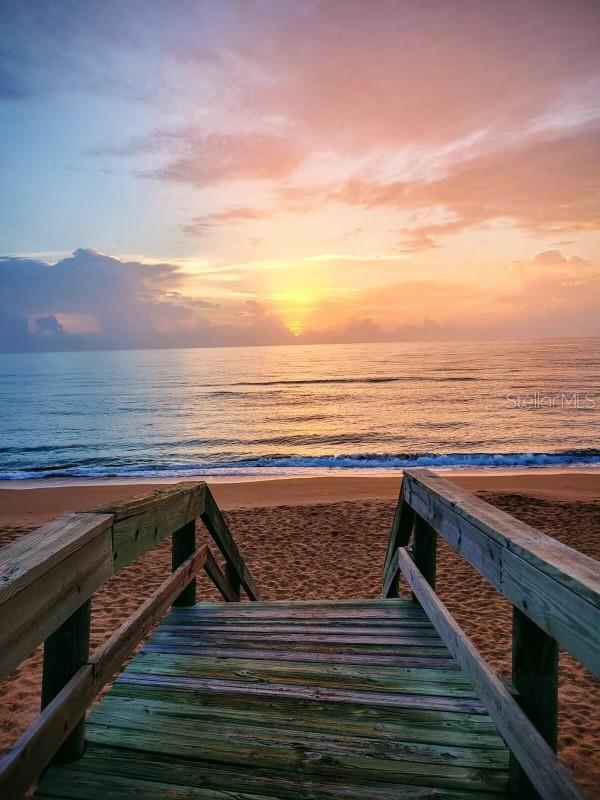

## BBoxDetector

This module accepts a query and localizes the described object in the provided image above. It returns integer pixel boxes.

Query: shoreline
[1,468,599,528]
[2,463,599,490]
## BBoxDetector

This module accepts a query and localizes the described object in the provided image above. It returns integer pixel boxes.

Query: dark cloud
[0,249,211,352]
[34,314,64,335]
[0,248,300,352]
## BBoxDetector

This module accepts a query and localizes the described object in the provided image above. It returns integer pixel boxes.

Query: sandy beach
[1,470,599,797]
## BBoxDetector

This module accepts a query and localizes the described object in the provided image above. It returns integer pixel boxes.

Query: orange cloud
[327,123,600,238]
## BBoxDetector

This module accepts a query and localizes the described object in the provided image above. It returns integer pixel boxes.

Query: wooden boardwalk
[1,471,598,799]
[35,599,510,800]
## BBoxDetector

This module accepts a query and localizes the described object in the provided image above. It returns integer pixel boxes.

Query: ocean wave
[1,449,599,480]
[203,375,479,388]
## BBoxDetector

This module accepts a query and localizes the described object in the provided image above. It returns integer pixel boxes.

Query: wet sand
[1,471,599,796]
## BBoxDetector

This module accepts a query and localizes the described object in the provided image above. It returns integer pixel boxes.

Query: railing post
[383,480,415,598]
[509,607,558,798]
[172,520,197,606]
[412,515,437,602]
[41,599,91,763]
[225,563,242,601]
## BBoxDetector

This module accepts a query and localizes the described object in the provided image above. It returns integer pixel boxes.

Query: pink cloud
[238,1,600,152]
[328,122,600,237]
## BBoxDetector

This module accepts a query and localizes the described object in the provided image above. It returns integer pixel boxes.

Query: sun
[271,285,323,334]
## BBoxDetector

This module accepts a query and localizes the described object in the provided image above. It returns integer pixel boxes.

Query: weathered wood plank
[87,715,510,774]
[91,544,207,691]
[155,628,448,646]
[147,633,453,658]
[403,469,600,676]
[142,642,458,668]
[96,482,206,524]
[189,598,420,609]
[0,513,113,679]
[35,774,443,800]
[82,720,509,791]
[157,620,438,635]
[204,547,239,602]
[111,680,502,733]
[397,546,583,800]
[39,749,490,800]
[126,651,475,694]
[169,603,429,619]
[501,548,599,676]
[403,475,503,588]
[117,672,488,714]
[86,706,509,770]
[93,693,506,748]
[200,486,262,600]
[0,665,93,800]
[36,768,444,800]
[96,482,205,570]
[165,613,434,628]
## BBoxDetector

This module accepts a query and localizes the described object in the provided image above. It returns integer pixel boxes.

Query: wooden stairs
[35,599,510,800]
[1,471,598,800]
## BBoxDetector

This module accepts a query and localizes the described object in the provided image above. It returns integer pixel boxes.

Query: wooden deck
[35,599,510,800]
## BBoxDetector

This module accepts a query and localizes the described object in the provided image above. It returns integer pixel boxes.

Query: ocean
[0,338,599,481]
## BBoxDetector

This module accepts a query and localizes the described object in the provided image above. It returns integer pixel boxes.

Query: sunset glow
[1,1,599,351]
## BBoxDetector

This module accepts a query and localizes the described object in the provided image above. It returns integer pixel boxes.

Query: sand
[1,471,599,797]
[2,469,600,528]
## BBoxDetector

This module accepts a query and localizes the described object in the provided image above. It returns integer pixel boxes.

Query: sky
[1,0,599,352]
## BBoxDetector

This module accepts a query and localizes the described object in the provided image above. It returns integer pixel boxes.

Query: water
[0,339,599,481]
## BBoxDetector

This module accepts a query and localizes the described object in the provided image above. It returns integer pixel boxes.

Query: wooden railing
[382,468,599,800]
[0,481,261,799]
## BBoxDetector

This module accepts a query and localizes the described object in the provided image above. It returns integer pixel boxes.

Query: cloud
[0,248,301,351]
[234,1,600,152]
[324,122,600,238]
[68,2,600,206]
[183,206,274,236]
[34,314,64,335]
[96,129,305,188]
[2,246,599,351]
[511,248,598,278]
[0,249,214,352]
[396,232,440,254]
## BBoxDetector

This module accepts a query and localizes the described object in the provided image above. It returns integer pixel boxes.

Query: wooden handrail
[0,482,262,681]
[396,469,600,674]
[0,482,262,798]
[0,512,113,680]
[0,544,208,799]
[396,547,582,800]
[382,468,599,800]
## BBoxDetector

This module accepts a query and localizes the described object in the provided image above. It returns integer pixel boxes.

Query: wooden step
[35,600,511,799]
